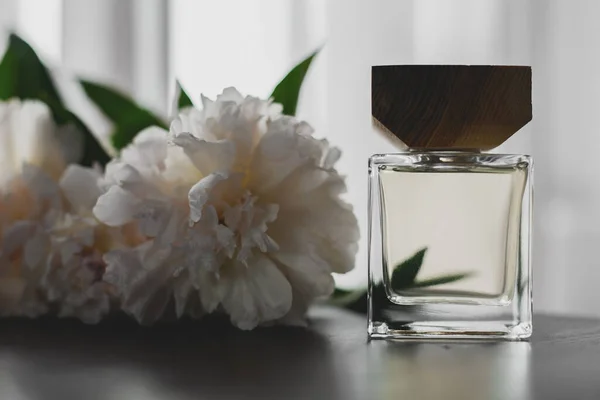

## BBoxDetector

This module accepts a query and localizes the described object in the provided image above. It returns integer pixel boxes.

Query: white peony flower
[94,87,359,329]
[0,100,131,323]
[42,165,128,323]
[0,162,120,322]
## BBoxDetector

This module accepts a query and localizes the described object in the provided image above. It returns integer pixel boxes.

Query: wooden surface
[1,307,600,400]
[372,65,532,150]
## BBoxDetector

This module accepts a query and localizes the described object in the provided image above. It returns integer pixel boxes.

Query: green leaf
[0,38,18,99]
[111,112,165,151]
[329,287,366,307]
[177,80,194,109]
[80,80,167,150]
[270,48,320,116]
[80,80,151,123]
[0,33,109,166]
[0,33,62,103]
[330,288,353,298]
[328,248,474,314]
[411,273,473,289]
[391,248,427,290]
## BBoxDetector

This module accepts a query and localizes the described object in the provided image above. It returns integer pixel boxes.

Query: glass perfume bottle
[368,65,533,340]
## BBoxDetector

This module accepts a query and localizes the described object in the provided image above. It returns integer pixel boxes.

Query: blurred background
[0,0,596,317]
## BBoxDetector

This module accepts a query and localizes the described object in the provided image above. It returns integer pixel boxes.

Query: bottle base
[368,320,532,341]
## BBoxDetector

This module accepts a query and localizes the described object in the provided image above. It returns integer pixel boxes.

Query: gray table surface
[1,306,599,400]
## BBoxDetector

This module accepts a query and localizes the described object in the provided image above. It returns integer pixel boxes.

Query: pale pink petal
[59,164,102,211]
[0,101,17,186]
[220,255,292,330]
[188,172,228,224]
[195,270,221,314]
[188,172,243,224]
[93,186,140,226]
[23,230,50,270]
[12,100,66,180]
[120,126,168,170]
[22,163,62,210]
[249,118,321,192]
[261,166,359,274]
[217,87,244,104]
[104,243,177,325]
[172,133,236,176]
[170,107,208,139]
[1,221,37,256]
[272,252,335,298]
[173,270,194,318]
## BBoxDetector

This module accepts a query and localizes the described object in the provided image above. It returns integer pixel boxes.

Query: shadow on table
[0,315,344,400]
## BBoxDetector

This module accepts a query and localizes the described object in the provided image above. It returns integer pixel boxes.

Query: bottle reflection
[367,341,531,399]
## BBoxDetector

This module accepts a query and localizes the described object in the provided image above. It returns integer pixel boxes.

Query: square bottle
[368,66,533,340]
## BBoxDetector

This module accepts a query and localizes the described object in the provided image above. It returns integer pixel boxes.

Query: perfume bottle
[368,65,533,340]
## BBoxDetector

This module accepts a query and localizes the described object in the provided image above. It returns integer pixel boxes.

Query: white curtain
[0,0,169,143]
[1,0,599,316]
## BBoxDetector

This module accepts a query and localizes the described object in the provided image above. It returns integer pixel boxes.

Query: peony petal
[267,101,283,118]
[321,144,342,169]
[93,186,140,226]
[170,107,209,140]
[105,162,143,186]
[272,252,335,298]
[1,220,37,256]
[173,270,194,318]
[59,240,83,266]
[22,163,62,211]
[133,199,171,238]
[295,121,314,136]
[155,207,185,246]
[58,285,111,324]
[217,87,244,104]
[0,101,17,187]
[0,278,27,314]
[129,285,172,325]
[262,166,345,207]
[260,166,359,274]
[188,172,243,224]
[200,94,212,110]
[104,243,177,325]
[23,230,49,270]
[161,145,202,184]
[269,207,359,275]
[249,118,321,192]
[275,286,311,327]
[125,248,176,324]
[103,162,166,202]
[103,247,144,289]
[59,164,102,211]
[55,123,83,166]
[172,133,236,176]
[188,172,227,224]
[220,255,292,330]
[120,126,168,171]
[195,270,221,314]
[12,100,66,180]
[79,224,96,247]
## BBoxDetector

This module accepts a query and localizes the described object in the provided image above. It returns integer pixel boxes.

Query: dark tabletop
[1,306,599,400]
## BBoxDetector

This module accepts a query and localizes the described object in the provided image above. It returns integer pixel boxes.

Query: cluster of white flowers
[0,100,133,323]
[0,89,359,329]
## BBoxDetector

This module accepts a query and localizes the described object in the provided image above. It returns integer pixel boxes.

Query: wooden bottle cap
[372,65,532,150]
